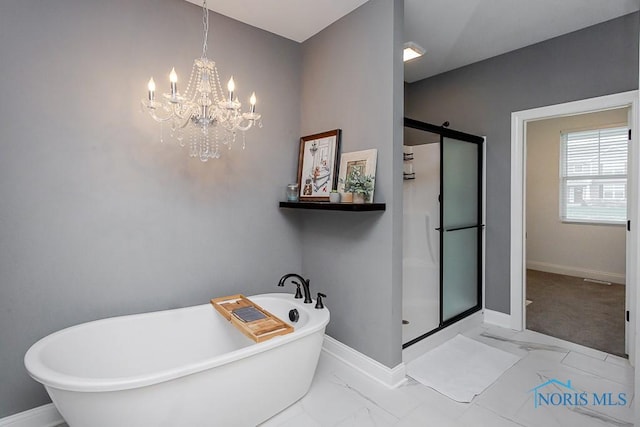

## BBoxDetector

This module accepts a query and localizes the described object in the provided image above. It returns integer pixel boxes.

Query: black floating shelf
[279,201,386,212]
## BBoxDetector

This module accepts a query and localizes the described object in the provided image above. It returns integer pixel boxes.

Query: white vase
[329,192,341,203]
[353,193,365,204]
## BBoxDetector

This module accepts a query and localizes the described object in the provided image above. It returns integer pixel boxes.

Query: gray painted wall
[0,0,302,418]
[406,12,639,313]
[297,0,404,368]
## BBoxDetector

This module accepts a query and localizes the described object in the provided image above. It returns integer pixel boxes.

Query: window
[560,126,628,224]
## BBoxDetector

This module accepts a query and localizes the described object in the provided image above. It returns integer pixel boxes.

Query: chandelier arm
[235,121,254,132]
[142,100,177,123]
[216,113,241,132]
[172,104,199,128]
[171,102,192,120]
[147,112,175,123]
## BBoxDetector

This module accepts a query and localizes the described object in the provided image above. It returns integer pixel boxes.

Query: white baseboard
[527,261,625,284]
[0,404,62,427]
[322,335,407,389]
[483,309,511,329]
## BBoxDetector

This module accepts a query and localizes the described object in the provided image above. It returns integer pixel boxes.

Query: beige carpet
[526,269,626,357]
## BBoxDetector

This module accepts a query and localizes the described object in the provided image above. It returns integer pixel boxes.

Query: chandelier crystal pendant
[141,0,262,162]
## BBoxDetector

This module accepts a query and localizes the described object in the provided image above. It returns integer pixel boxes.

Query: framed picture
[338,149,378,200]
[297,129,341,201]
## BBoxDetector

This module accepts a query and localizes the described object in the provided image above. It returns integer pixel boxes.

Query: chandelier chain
[201,0,209,58]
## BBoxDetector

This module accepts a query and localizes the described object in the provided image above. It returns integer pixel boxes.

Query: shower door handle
[443,224,484,232]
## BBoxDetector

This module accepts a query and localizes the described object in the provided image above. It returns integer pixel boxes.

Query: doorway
[402,118,484,348]
[525,109,629,356]
[510,90,639,366]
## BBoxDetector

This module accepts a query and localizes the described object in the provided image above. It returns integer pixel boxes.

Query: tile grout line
[329,374,401,422]
[561,352,632,386]
[470,402,529,427]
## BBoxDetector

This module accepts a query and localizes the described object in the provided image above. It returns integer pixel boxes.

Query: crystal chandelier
[141,0,262,161]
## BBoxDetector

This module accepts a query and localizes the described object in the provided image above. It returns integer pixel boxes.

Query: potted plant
[329,189,341,203]
[341,169,374,203]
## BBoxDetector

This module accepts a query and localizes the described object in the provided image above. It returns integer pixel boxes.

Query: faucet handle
[315,293,326,309]
[291,281,303,299]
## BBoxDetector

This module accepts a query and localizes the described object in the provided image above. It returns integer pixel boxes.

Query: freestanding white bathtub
[25,293,329,426]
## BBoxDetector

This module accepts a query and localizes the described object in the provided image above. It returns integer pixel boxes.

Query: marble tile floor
[56,324,635,427]
[261,324,635,427]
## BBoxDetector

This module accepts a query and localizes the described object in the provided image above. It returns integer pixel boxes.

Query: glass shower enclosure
[403,118,484,348]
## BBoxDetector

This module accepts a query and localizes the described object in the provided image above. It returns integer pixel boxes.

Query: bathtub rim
[24,292,329,393]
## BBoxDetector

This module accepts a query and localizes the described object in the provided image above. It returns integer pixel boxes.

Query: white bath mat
[406,334,520,402]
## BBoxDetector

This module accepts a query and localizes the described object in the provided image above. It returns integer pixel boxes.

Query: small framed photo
[338,149,378,200]
[297,129,341,201]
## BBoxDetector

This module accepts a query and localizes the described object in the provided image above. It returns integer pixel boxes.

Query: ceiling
[184,0,369,43]
[403,0,639,82]
[188,0,640,83]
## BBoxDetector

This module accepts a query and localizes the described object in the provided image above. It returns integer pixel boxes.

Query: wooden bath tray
[210,294,293,343]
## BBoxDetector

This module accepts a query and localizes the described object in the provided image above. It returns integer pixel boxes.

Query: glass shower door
[440,136,483,324]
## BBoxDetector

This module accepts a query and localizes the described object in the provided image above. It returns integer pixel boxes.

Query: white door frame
[509,90,639,366]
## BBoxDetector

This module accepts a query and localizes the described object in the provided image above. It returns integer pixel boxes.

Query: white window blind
[560,126,628,224]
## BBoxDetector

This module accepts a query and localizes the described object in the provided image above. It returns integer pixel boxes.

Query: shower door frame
[403,117,485,349]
